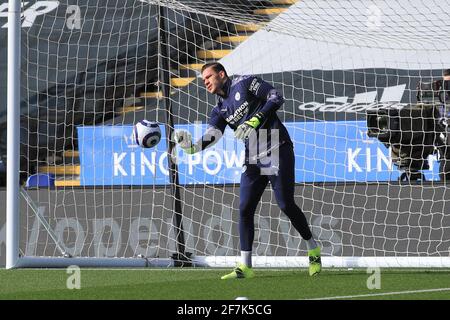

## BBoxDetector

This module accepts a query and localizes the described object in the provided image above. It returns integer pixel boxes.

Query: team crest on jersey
[235,92,240,101]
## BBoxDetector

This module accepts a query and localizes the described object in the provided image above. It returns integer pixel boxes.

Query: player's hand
[174,130,196,154]
[234,113,264,140]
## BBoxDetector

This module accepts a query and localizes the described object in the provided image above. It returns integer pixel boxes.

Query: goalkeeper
[174,63,321,279]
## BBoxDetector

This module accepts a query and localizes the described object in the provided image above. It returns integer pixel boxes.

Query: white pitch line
[307,287,450,300]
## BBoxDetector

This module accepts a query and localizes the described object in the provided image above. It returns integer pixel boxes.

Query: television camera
[367,77,450,182]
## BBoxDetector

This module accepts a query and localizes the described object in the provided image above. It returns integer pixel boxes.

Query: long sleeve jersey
[197,75,293,159]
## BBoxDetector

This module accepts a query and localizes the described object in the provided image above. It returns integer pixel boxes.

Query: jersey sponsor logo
[235,92,241,101]
[249,78,261,95]
[298,84,407,113]
[225,101,249,124]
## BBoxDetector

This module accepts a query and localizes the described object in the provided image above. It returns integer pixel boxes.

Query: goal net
[6,0,450,268]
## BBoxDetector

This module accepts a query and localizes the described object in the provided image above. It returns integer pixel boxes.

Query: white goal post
[6,0,21,269]
[5,0,450,269]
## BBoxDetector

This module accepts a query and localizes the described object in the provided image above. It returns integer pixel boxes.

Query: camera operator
[438,69,450,116]
[367,69,450,182]
[437,69,450,180]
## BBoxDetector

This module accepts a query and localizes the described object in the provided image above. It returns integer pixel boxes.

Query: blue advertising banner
[78,121,440,186]
[78,123,245,186]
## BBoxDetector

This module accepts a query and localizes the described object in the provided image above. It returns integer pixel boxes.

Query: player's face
[202,67,226,95]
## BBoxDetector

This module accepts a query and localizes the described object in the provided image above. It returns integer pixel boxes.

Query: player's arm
[248,76,285,117]
[235,77,284,140]
[175,106,227,154]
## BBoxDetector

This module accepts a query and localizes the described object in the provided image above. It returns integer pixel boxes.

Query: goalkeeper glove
[234,112,265,140]
[174,130,197,154]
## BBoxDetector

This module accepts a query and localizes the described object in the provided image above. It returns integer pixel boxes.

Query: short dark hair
[443,69,450,77]
[201,62,228,77]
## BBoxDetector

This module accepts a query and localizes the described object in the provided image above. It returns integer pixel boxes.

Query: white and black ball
[133,120,161,148]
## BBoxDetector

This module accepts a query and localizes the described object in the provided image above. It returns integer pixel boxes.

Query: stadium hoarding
[77,121,442,186]
[1,186,450,267]
[0,0,231,176]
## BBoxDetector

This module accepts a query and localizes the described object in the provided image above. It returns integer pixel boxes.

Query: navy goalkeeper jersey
[207,75,292,157]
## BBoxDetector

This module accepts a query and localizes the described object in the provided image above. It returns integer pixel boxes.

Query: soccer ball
[133,120,161,148]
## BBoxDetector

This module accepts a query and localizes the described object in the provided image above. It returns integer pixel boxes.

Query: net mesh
[15,0,450,266]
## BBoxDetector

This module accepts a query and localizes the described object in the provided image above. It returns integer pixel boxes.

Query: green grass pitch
[1,268,450,300]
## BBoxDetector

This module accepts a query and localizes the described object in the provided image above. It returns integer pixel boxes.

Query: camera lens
[440,80,450,104]
[377,116,388,130]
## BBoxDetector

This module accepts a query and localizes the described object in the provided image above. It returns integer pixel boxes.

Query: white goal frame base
[10,256,450,268]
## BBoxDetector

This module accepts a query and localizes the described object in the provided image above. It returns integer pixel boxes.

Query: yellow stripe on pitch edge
[272,0,298,5]
[196,50,232,59]
[170,77,196,87]
[180,63,204,70]
[63,150,79,158]
[140,91,164,99]
[39,165,81,175]
[216,36,249,43]
[54,180,81,187]
[253,8,287,15]
[234,24,263,32]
